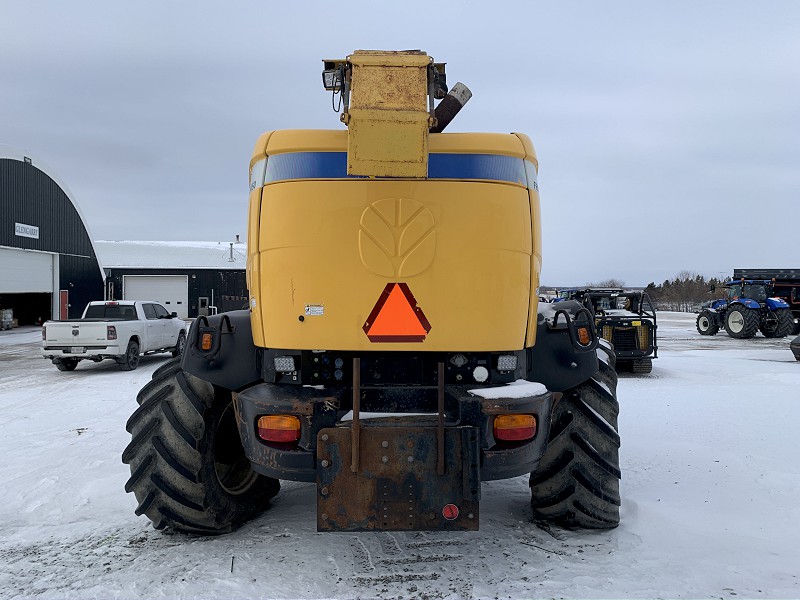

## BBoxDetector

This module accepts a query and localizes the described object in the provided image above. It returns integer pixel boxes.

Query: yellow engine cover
[248,131,541,352]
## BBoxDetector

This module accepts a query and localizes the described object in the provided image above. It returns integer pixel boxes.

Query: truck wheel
[632,357,652,374]
[55,358,79,372]
[760,309,794,338]
[119,340,140,371]
[724,306,759,339]
[696,311,719,335]
[529,349,621,529]
[122,366,280,534]
[171,331,187,357]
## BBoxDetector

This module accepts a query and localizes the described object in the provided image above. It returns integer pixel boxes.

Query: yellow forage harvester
[123,50,622,537]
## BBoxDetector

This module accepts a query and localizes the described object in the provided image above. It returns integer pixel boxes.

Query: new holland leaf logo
[358,198,436,278]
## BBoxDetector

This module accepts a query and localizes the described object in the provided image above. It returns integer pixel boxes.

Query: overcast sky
[2,1,798,286]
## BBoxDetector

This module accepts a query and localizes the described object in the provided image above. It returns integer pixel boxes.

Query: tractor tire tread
[123,364,279,534]
[529,358,621,530]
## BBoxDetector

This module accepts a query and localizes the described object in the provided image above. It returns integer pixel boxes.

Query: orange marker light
[494,414,537,441]
[257,415,301,443]
[577,326,591,346]
[201,332,213,351]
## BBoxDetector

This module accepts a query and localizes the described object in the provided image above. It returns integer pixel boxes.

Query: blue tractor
[696,279,794,339]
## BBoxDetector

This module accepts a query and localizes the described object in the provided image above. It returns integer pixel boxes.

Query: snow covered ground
[0,312,798,599]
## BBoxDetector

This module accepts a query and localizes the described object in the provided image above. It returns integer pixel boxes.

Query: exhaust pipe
[430,82,472,133]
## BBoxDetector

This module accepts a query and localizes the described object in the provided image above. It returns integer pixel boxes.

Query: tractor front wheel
[724,305,759,339]
[122,365,280,534]
[696,311,719,336]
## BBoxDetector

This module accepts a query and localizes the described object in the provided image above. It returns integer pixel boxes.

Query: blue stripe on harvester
[264,152,528,185]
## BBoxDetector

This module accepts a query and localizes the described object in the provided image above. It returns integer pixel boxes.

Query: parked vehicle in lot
[696,279,794,339]
[791,335,800,361]
[42,300,186,371]
[733,269,800,334]
[557,288,658,373]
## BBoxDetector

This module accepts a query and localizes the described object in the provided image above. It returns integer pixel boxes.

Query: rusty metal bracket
[437,361,445,476]
[317,425,480,531]
[351,357,361,473]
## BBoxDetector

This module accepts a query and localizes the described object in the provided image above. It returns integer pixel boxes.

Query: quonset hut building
[2,147,248,325]
[0,148,104,324]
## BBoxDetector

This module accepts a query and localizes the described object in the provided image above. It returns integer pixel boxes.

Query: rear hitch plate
[316,425,480,531]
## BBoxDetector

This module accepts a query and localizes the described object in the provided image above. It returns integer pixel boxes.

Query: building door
[122,275,189,319]
[0,247,56,324]
[198,296,209,317]
[60,290,69,320]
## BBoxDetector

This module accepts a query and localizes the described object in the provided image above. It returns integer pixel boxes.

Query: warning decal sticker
[363,283,431,343]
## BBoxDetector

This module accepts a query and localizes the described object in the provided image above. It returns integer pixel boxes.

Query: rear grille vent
[608,327,639,352]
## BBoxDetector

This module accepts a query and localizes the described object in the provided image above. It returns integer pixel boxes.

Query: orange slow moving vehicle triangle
[363,283,431,342]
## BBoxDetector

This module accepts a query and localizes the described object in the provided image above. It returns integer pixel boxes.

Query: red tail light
[107,325,117,340]
[257,415,301,443]
[494,414,537,441]
[42,327,46,341]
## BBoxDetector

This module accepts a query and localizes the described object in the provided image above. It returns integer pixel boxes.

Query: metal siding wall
[1,159,93,257]
[59,254,105,319]
[105,268,246,317]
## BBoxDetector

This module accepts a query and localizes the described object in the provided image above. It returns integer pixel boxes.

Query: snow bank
[1,313,798,598]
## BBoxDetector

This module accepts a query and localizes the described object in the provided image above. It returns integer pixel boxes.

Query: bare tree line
[544,272,725,312]
[643,271,723,312]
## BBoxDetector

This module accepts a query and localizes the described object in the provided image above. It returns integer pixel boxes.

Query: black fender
[527,300,600,392]
[181,310,261,391]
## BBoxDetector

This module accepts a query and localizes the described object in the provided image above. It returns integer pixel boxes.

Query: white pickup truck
[42,300,187,371]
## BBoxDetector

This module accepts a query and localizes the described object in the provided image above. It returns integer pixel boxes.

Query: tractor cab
[724,280,773,305]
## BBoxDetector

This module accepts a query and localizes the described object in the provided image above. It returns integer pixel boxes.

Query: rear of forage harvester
[123,50,622,535]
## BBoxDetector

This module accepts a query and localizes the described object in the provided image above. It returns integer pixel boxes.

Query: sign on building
[15,222,40,239]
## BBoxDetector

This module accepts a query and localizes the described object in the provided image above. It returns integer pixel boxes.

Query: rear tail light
[107,325,117,340]
[494,414,537,441]
[257,415,301,443]
[42,328,46,341]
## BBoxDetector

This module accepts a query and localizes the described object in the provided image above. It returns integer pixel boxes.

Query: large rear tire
[529,340,621,529]
[760,308,794,338]
[696,311,719,336]
[724,305,759,339]
[122,366,280,534]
